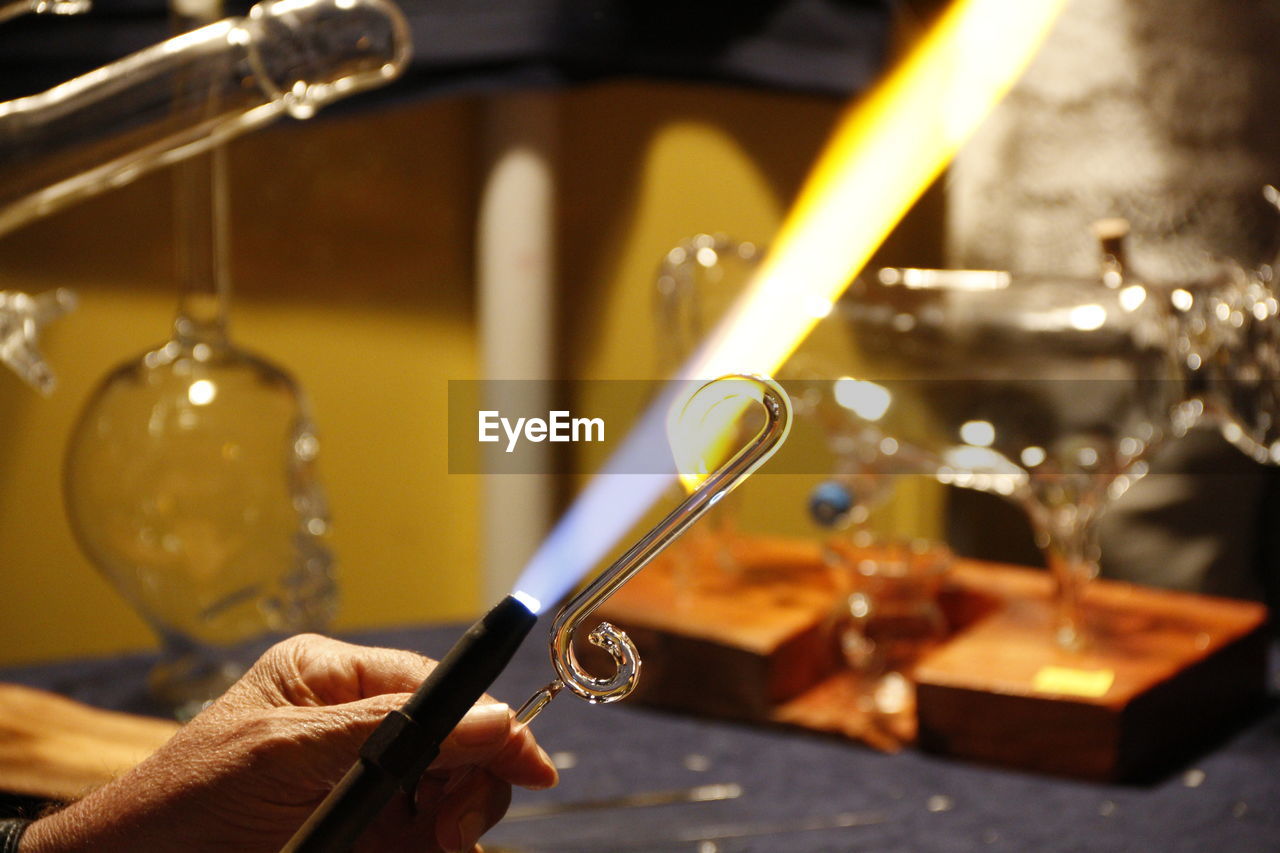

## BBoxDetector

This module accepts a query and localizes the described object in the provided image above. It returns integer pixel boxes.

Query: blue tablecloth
[3,623,1278,852]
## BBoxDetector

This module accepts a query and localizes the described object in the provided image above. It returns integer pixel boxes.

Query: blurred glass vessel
[835,269,1196,648]
[0,0,409,714]
[64,317,336,714]
[654,234,762,377]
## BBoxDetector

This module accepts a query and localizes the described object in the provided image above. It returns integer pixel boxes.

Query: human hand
[21,634,558,853]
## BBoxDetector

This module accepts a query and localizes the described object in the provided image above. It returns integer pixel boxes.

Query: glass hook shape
[515,373,793,723]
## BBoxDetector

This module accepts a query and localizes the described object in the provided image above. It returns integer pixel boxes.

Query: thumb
[433,702,514,767]
[433,704,558,790]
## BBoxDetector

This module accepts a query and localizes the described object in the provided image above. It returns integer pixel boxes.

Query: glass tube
[0,0,410,237]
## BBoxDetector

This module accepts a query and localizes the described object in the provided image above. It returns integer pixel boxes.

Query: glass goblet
[834,269,1195,650]
[64,319,337,716]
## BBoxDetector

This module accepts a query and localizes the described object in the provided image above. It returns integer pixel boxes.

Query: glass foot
[149,638,258,720]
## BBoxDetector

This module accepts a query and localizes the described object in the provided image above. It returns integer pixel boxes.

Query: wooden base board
[914,562,1270,781]
[0,684,178,800]
[590,535,1270,780]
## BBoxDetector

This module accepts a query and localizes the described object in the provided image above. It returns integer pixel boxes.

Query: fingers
[356,785,438,853]
[357,773,504,853]
[291,630,440,701]
[438,702,514,760]
[433,769,511,853]
[489,726,558,790]
[432,706,558,791]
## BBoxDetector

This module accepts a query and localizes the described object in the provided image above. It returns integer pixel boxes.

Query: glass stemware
[653,235,762,576]
[831,270,1196,650]
[64,88,336,717]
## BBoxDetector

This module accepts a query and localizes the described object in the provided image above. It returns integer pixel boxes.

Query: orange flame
[672,0,1066,487]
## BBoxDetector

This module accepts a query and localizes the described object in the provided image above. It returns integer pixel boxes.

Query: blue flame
[510,396,677,607]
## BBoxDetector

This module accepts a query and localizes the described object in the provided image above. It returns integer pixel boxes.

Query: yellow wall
[0,81,941,665]
[556,83,846,543]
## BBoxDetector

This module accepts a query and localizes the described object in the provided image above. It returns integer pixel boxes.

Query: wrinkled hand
[22,634,558,853]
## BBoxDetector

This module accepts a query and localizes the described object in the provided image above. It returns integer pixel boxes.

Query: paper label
[1032,665,1115,698]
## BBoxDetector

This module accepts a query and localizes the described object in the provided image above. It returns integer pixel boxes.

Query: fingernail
[455,809,489,851]
[453,702,510,747]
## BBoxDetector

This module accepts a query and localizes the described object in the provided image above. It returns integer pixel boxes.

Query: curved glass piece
[514,375,792,722]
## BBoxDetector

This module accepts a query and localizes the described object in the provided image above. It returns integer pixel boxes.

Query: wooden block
[590,537,1269,773]
[591,535,843,719]
[914,563,1270,781]
[589,534,921,749]
[769,669,916,752]
[0,683,179,801]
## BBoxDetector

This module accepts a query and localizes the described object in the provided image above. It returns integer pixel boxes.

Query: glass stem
[1041,516,1099,651]
[172,0,231,347]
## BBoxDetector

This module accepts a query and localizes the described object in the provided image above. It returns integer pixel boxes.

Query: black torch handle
[280,595,538,853]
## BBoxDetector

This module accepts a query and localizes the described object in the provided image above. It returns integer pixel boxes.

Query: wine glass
[830,269,1197,650]
[64,130,335,718]
[653,234,762,575]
